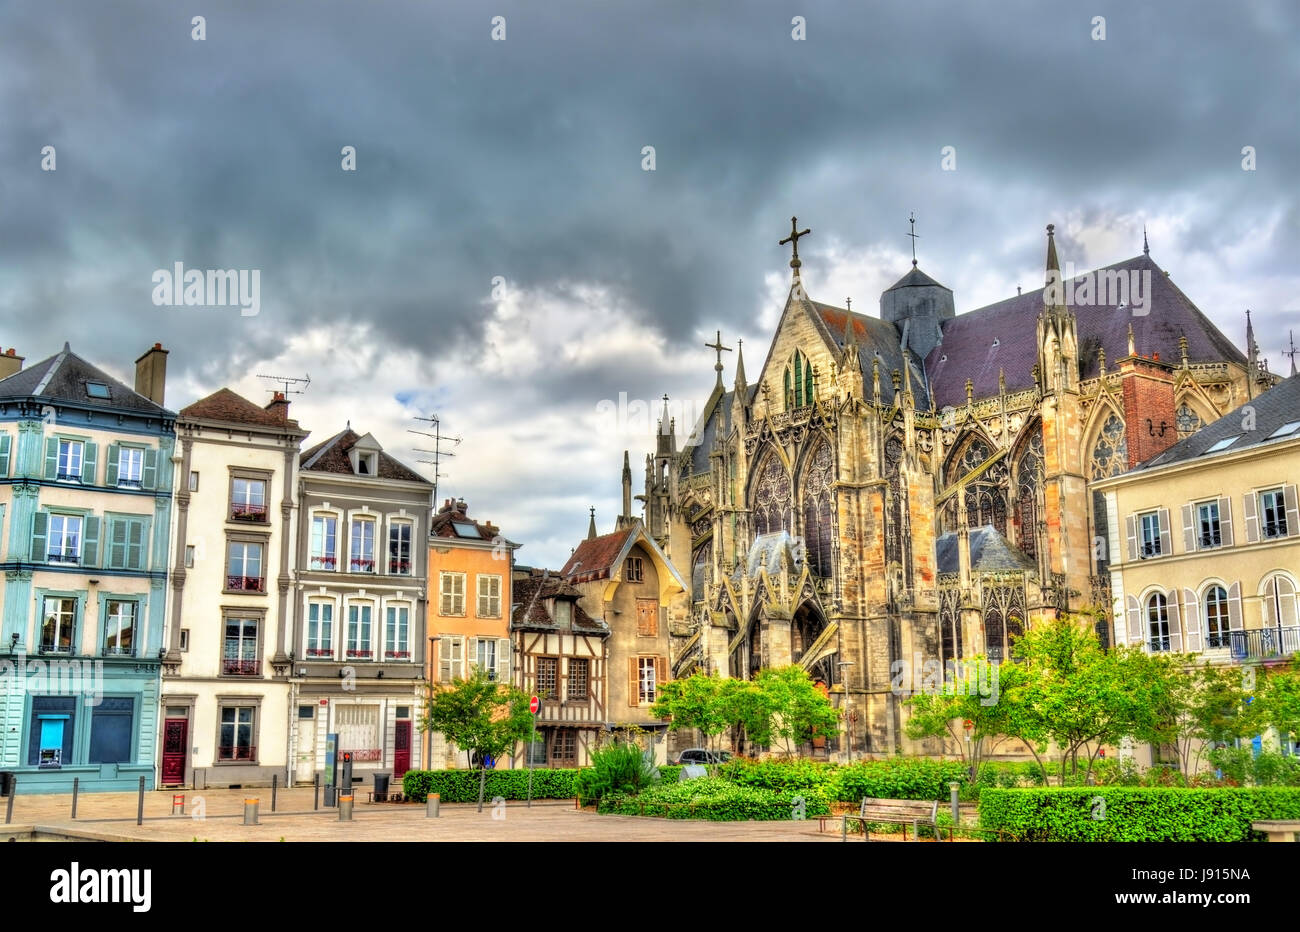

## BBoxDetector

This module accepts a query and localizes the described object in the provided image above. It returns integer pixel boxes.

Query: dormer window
[553,600,572,627]
[347,434,383,476]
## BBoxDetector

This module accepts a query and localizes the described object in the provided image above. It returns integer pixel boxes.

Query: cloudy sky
[2,0,1297,567]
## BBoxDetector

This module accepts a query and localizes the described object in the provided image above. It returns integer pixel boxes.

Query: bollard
[339,794,354,822]
[314,773,320,811]
[4,776,14,824]
[71,777,79,820]
[243,798,260,826]
[949,782,960,832]
[426,793,440,818]
[271,774,278,812]
[137,776,145,826]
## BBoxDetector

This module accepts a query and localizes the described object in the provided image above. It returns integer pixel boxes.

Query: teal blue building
[0,344,175,794]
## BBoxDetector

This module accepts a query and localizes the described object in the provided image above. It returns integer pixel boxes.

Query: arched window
[1263,574,1299,630]
[800,440,834,577]
[1147,592,1170,652]
[985,610,1005,662]
[1015,431,1044,561]
[1204,585,1229,649]
[751,454,792,536]
[1089,413,1128,480]
[785,351,815,409]
[948,435,1007,534]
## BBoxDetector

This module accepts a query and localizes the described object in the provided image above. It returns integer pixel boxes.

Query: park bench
[1252,820,1300,842]
[838,797,948,841]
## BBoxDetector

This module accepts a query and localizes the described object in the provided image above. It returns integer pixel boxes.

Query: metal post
[4,777,14,824]
[339,794,353,821]
[314,772,320,811]
[271,773,278,812]
[526,713,537,807]
[136,776,145,826]
[949,781,960,831]
[71,777,79,819]
[426,792,440,818]
[243,798,259,826]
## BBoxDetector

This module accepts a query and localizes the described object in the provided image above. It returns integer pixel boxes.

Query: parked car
[673,748,732,766]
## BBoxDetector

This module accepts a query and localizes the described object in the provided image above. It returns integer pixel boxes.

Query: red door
[393,721,411,778]
[162,718,188,785]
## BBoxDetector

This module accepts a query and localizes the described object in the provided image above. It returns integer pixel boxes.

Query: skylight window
[453,522,481,538]
[1203,436,1239,454]
[1267,421,1300,439]
[86,381,111,399]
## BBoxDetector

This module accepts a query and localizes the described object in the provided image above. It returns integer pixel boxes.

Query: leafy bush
[979,787,1300,841]
[573,740,660,803]
[599,777,829,821]
[719,758,836,796]
[1209,748,1300,787]
[401,768,578,803]
[833,758,969,802]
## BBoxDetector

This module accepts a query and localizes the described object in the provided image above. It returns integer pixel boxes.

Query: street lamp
[837,661,855,763]
[425,636,441,770]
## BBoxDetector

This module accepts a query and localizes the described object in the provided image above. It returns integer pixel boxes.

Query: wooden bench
[839,797,947,842]
[1252,820,1300,842]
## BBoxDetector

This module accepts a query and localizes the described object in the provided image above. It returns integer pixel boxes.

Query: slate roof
[511,574,607,633]
[925,253,1246,410]
[745,530,804,577]
[0,343,174,418]
[299,428,431,484]
[813,303,932,409]
[1131,373,1300,471]
[885,266,949,292]
[935,525,1036,574]
[686,385,758,475]
[180,387,303,431]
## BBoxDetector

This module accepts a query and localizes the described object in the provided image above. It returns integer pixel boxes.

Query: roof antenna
[1285,330,1299,377]
[256,372,311,398]
[410,413,461,509]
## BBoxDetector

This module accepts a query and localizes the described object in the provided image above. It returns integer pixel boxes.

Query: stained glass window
[801,440,834,577]
[751,453,791,536]
[1175,402,1203,438]
[1089,413,1128,479]
[1015,431,1044,561]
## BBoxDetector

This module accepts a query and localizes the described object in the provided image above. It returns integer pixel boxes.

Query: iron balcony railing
[222,658,262,676]
[1230,627,1300,661]
[226,575,265,592]
[230,502,268,522]
[217,745,256,761]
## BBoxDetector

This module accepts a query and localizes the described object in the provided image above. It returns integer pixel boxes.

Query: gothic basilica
[632,219,1269,755]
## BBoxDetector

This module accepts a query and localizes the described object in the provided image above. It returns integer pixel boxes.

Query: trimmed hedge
[401,768,578,803]
[979,787,1300,841]
[834,759,969,802]
[600,777,830,821]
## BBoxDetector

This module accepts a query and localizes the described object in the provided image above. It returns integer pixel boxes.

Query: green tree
[752,666,840,756]
[651,671,729,757]
[419,668,534,811]
[1258,658,1300,748]
[904,654,1022,779]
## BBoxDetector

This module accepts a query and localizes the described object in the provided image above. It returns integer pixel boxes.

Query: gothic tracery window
[1089,413,1128,480]
[1015,430,1044,561]
[800,439,834,577]
[1175,402,1204,438]
[784,350,815,409]
[751,452,792,536]
[948,435,1008,535]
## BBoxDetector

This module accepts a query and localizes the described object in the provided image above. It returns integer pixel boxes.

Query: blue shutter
[44,437,59,479]
[31,512,48,560]
[105,443,120,487]
[0,433,10,476]
[142,448,158,490]
[127,519,146,570]
[82,516,101,567]
[82,442,98,485]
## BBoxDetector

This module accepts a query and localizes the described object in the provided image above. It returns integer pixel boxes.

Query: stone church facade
[637,221,1270,757]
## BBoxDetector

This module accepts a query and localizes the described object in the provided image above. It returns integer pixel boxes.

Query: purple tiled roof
[925,254,1246,410]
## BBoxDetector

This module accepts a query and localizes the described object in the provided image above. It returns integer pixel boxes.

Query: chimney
[0,348,24,380]
[1119,353,1178,467]
[134,343,168,406]
[455,498,468,513]
[264,391,290,421]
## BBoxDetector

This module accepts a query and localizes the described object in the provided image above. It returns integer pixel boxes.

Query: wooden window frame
[535,656,559,700]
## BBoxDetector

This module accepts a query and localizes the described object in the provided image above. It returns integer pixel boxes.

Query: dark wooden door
[393,721,411,778]
[162,718,188,785]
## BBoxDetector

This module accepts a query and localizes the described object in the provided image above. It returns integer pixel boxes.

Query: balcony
[349,558,376,574]
[1262,521,1289,540]
[102,645,137,658]
[1206,632,1232,650]
[217,745,257,762]
[1138,542,1162,560]
[39,642,74,655]
[222,658,262,676]
[226,575,265,593]
[47,551,81,565]
[55,470,82,482]
[230,502,268,523]
[1230,627,1300,662]
[309,555,337,571]
[345,649,372,660]
[1198,532,1221,549]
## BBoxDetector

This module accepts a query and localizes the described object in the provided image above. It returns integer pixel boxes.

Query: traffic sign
[529,695,539,714]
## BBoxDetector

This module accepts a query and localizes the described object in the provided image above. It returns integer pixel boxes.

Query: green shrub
[1209,749,1300,787]
[979,787,1300,841]
[719,758,836,796]
[573,740,660,803]
[401,768,578,803]
[833,758,968,802]
[599,777,829,821]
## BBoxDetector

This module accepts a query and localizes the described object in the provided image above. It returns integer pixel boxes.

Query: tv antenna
[409,414,461,507]
[257,372,312,397]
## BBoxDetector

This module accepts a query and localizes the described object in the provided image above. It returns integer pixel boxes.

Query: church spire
[621,451,632,521]
[734,338,747,391]
[587,506,597,540]
[1143,224,1150,256]
[1246,310,1259,399]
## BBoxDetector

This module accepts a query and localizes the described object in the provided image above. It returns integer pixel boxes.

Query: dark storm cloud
[1,0,1297,563]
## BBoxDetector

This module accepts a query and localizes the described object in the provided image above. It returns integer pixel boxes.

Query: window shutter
[1278,576,1299,627]
[108,518,128,568]
[628,658,639,706]
[1227,582,1244,632]
[496,637,510,684]
[477,577,489,617]
[1180,504,1195,552]
[1243,493,1259,543]
[127,518,146,570]
[1218,497,1234,546]
[1157,508,1172,556]
[1166,590,1182,652]
[44,437,58,479]
[1124,515,1137,562]
[0,433,12,477]
[82,516,101,567]
[438,638,450,682]
[142,448,158,490]
[81,442,98,485]
[1284,485,1299,536]
[31,512,48,560]
[440,575,452,615]
[105,443,120,486]
[1182,587,1202,653]
[655,656,667,690]
[1125,594,1142,644]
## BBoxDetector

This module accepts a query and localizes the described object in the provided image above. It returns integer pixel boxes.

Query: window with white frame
[1196,500,1221,549]
[57,439,84,481]
[388,521,412,574]
[1261,489,1289,539]
[306,601,334,657]
[471,637,509,682]
[103,600,137,656]
[222,618,260,676]
[117,447,144,488]
[1263,574,1299,630]
[217,706,256,761]
[310,514,338,570]
[477,574,502,617]
[1147,593,1171,652]
[350,517,376,573]
[1204,585,1230,649]
[40,596,77,653]
[440,572,466,615]
[438,635,465,682]
[226,541,264,592]
[1139,512,1162,557]
[47,514,82,563]
[346,603,373,659]
[385,605,410,659]
[230,477,267,522]
[638,657,657,704]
